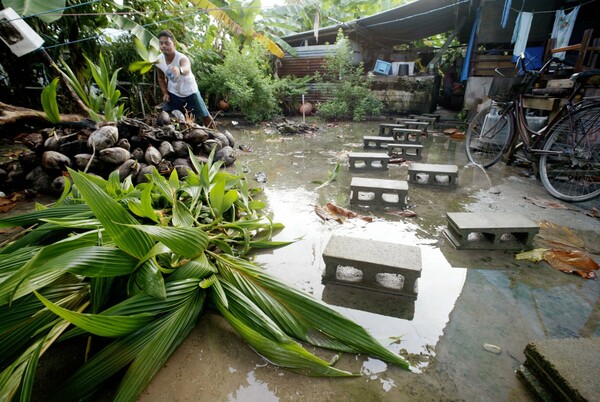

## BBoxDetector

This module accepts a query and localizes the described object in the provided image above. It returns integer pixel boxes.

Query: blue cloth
[460,7,481,82]
[162,91,209,121]
[501,0,512,28]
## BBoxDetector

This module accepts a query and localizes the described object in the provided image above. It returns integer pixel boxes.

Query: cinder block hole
[434,175,450,185]
[415,173,430,184]
[381,193,400,203]
[413,278,419,293]
[499,233,517,242]
[370,160,384,168]
[335,265,363,282]
[354,160,366,168]
[357,191,375,201]
[375,273,405,290]
[466,232,498,243]
[406,150,420,156]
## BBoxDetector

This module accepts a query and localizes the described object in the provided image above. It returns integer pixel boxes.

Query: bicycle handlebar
[517,52,574,75]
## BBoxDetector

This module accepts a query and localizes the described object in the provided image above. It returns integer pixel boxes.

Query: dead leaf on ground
[543,249,599,279]
[450,131,465,140]
[585,207,600,219]
[516,247,599,279]
[535,221,586,251]
[386,210,417,218]
[314,203,372,223]
[0,192,26,214]
[525,196,576,210]
[444,128,458,135]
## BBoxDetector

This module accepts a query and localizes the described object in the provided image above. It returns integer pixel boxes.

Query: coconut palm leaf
[69,169,154,259]
[215,254,410,370]
[54,290,205,401]
[34,291,154,338]
[215,283,354,377]
[128,225,208,259]
[0,204,91,228]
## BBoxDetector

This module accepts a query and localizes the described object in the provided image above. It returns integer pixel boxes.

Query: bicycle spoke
[540,103,600,201]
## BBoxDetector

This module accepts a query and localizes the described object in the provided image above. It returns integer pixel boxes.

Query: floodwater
[140,115,600,401]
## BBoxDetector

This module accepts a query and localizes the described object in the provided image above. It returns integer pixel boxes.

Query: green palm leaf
[69,169,154,259]
[129,225,208,259]
[35,291,153,337]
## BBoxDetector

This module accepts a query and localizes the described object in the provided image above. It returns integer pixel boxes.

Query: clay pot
[218,100,230,111]
[298,102,313,115]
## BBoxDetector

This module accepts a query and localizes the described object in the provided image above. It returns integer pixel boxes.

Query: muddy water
[141,117,600,401]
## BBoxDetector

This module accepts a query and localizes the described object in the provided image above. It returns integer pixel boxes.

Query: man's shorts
[163,91,209,121]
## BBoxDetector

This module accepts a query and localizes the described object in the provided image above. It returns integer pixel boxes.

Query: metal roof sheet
[282,0,478,48]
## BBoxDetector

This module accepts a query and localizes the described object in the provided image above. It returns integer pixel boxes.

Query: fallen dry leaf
[325,202,373,223]
[0,192,26,214]
[386,210,417,218]
[585,207,600,219]
[542,249,599,279]
[450,131,465,140]
[444,128,458,135]
[525,196,576,210]
[536,221,586,251]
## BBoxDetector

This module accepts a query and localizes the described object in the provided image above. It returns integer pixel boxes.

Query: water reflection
[247,180,467,371]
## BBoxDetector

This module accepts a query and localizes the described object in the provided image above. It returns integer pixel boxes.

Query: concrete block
[387,143,424,160]
[379,123,406,136]
[517,338,600,402]
[348,152,389,171]
[350,177,409,206]
[408,162,458,186]
[322,235,422,297]
[444,212,539,250]
[393,128,424,144]
[363,135,396,149]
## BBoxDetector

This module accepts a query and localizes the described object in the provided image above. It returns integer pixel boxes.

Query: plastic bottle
[481,106,509,145]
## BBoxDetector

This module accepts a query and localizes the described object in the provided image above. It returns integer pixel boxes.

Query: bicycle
[465,55,600,202]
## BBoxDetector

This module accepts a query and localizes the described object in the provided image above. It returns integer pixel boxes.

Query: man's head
[158,30,176,56]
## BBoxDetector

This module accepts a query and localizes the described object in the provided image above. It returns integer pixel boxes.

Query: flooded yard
[46,114,597,401]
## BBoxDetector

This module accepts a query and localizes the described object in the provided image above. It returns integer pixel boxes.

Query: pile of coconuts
[0,111,236,195]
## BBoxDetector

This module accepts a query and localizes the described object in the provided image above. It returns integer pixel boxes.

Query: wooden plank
[522,96,560,111]
[545,79,574,89]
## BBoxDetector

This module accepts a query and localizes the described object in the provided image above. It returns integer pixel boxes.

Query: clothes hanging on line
[501,0,512,28]
[512,11,533,59]
[551,6,580,60]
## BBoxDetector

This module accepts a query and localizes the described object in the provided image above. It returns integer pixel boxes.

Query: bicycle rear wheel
[465,104,513,168]
[539,103,600,202]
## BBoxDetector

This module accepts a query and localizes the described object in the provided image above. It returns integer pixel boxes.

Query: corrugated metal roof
[282,0,478,48]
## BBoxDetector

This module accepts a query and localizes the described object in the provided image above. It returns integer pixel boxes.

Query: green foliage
[41,77,61,124]
[207,41,281,123]
[0,154,410,400]
[57,53,126,122]
[317,30,383,121]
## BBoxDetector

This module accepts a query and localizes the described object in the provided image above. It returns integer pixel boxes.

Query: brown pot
[218,99,230,111]
[298,102,313,115]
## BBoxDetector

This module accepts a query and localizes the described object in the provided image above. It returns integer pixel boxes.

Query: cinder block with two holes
[393,128,425,144]
[379,123,406,136]
[408,162,458,186]
[350,177,408,206]
[322,235,422,297]
[444,212,539,250]
[387,143,424,160]
[348,152,389,171]
[363,135,396,150]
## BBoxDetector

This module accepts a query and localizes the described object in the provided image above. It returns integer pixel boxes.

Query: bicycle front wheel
[539,103,600,202]
[465,104,513,168]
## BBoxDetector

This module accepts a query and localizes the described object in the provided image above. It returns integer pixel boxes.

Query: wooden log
[0,102,86,126]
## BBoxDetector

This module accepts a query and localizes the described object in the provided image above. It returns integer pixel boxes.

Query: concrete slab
[387,143,424,160]
[517,338,600,402]
[363,135,396,149]
[322,235,422,296]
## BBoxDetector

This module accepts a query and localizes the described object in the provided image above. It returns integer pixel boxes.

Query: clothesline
[509,0,598,15]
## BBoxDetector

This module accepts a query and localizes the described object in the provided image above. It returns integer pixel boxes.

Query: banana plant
[0,152,409,401]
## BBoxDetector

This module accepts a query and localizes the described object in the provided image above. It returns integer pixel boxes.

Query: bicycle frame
[496,58,589,161]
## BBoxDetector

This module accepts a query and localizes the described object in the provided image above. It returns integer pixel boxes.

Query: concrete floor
[139,114,600,401]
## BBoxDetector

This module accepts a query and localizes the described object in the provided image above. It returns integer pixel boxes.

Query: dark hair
[157,30,175,42]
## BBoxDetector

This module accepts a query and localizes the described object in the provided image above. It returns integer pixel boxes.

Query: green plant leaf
[41,77,61,124]
[4,0,66,23]
[129,258,167,300]
[129,225,208,259]
[35,291,153,337]
[69,169,154,259]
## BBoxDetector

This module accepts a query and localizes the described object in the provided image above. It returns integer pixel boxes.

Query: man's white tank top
[157,51,198,97]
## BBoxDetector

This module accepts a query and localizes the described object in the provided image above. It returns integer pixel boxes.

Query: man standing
[155,30,216,128]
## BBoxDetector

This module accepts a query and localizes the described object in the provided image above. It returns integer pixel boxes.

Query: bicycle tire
[539,103,600,202]
[465,104,513,168]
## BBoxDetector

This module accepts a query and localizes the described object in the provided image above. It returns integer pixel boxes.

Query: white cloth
[156,51,198,97]
[551,6,580,60]
[512,11,533,59]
